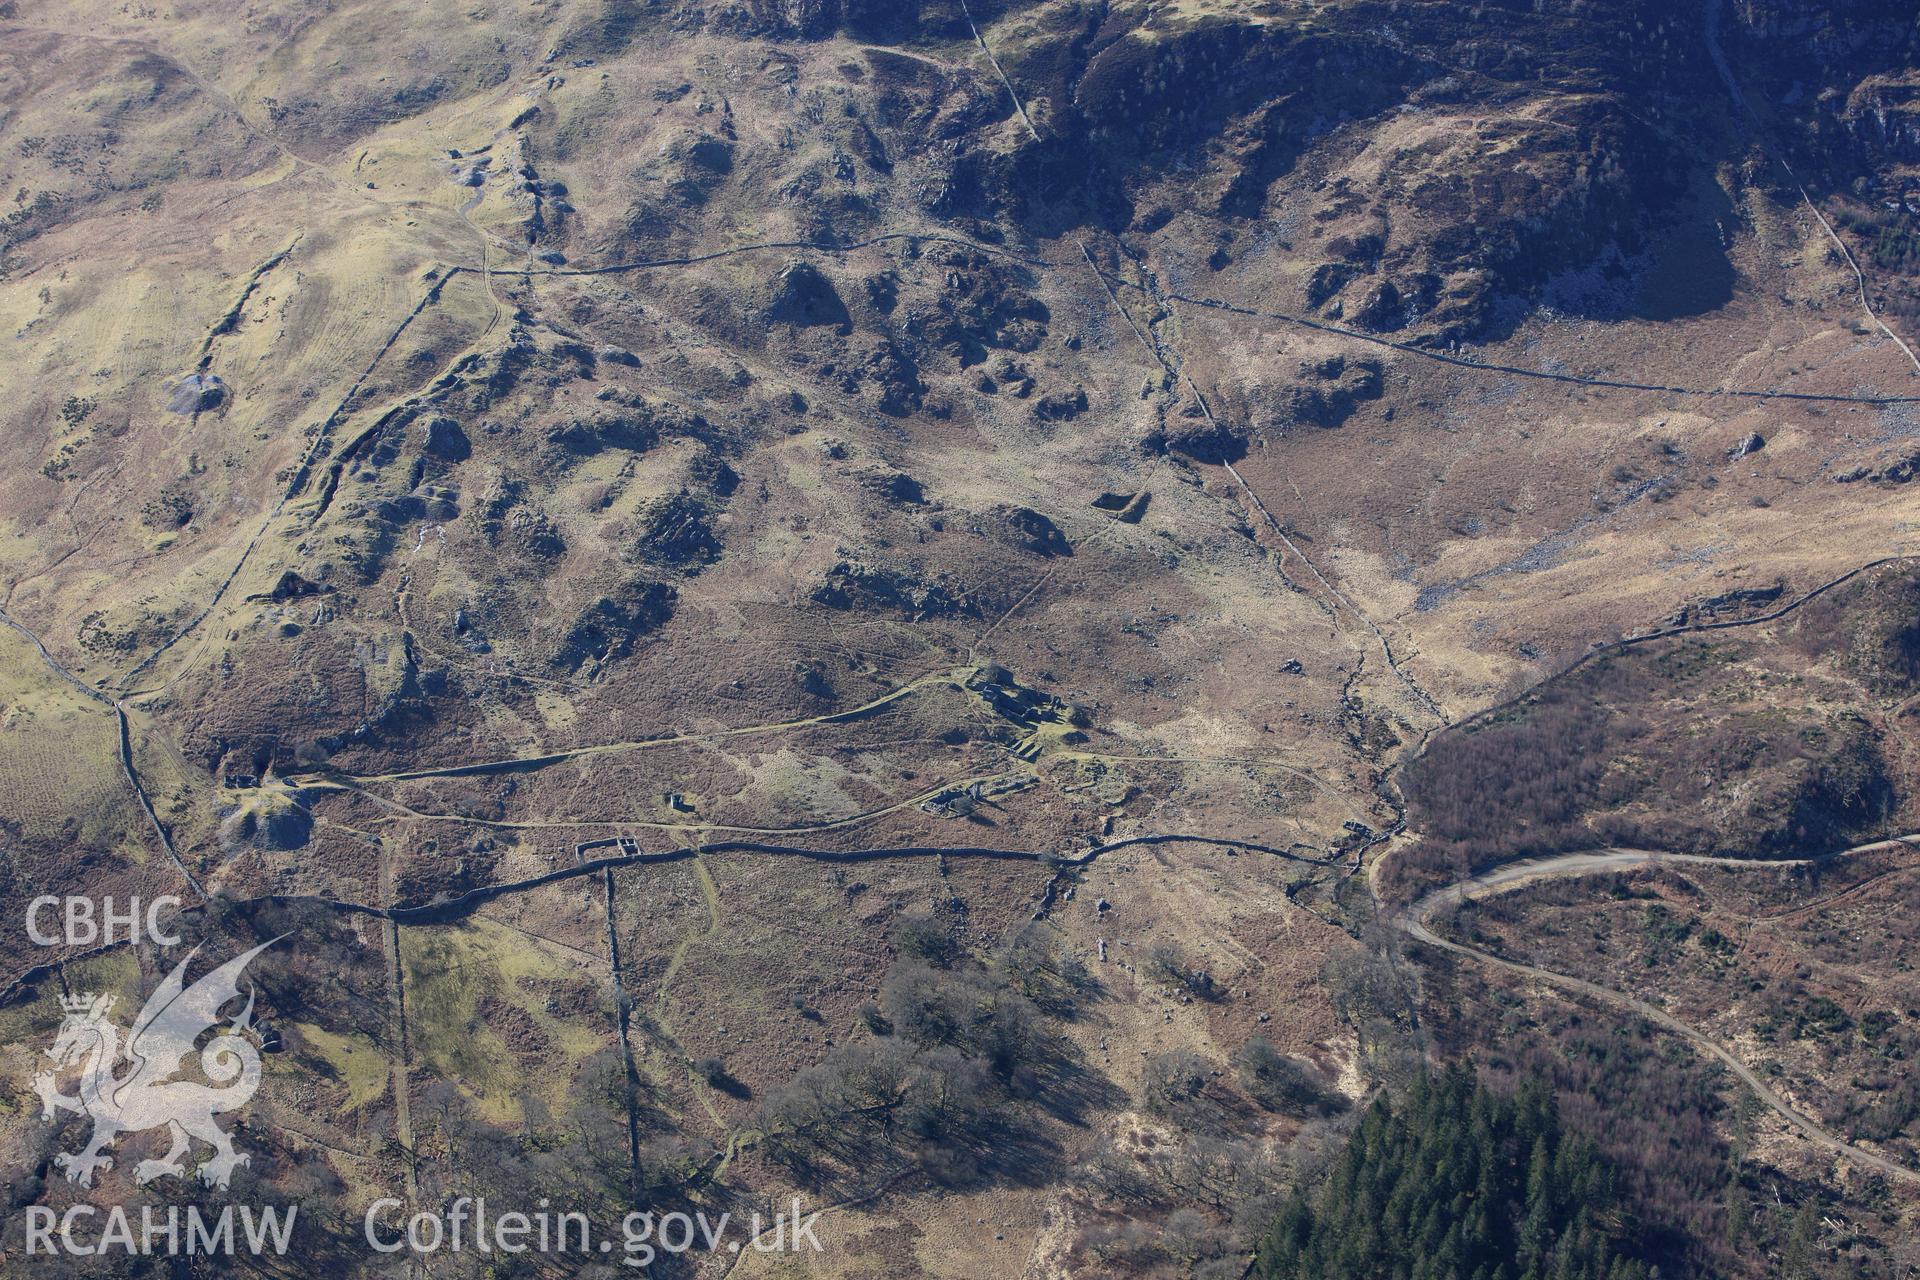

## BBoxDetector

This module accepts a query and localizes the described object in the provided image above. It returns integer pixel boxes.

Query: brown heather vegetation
[8,1,1920,1274]
[1387,566,1920,903]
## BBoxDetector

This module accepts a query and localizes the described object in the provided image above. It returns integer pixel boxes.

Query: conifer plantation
[1258,1069,1648,1280]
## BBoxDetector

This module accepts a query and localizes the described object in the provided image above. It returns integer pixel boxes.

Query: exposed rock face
[690,450,740,496]
[1092,491,1150,523]
[464,329,540,407]
[1280,356,1384,428]
[992,505,1072,557]
[422,416,471,462]
[850,339,923,416]
[1149,411,1246,464]
[766,261,852,331]
[141,488,195,529]
[1841,74,1920,162]
[552,578,678,671]
[544,392,716,459]
[266,571,328,602]
[166,373,226,413]
[375,484,459,526]
[1728,1,1920,165]
[1034,384,1088,421]
[1350,280,1403,332]
[668,134,734,200]
[561,0,1769,346]
[920,247,1050,363]
[1834,448,1920,485]
[470,472,525,546]
[631,491,721,566]
[812,560,978,619]
[1029,8,1692,335]
[546,411,663,455]
[505,506,567,560]
[855,467,924,505]
[1665,585,1786,628]
[1305,263,1357,309]
[794,661,835,699]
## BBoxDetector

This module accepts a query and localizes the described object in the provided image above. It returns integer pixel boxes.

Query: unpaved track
[31,0,1920,709]
[320,667,944,784]
[1395,837,1920,1186]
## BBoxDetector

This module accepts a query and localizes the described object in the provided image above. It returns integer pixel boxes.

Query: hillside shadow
[1632,179,1740,321]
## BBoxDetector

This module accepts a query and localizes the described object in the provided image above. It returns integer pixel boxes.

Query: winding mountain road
[1392,837,1920,1187]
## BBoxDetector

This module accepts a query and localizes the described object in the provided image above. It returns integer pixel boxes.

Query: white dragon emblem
[33,938,282,1189]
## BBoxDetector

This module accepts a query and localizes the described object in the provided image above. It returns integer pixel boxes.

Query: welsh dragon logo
[33,938,282,1189]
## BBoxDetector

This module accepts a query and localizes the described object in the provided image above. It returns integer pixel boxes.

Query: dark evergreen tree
[1256,1067,1650,1280]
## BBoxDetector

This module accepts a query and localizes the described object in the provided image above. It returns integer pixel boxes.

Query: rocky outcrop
[505,506,567,560]
[1148,410,1246,464]
[812,560,978,619]
[991,505,1072,557]
[165,373,226,414]
[422,416,471,462]
[1841,73,1920,162]
[630,491,721,566]
[855,467,925,505]
[1834,449,1920,485]
[374,484,459,526]
[1664,584,1785,628]
[263,571,328,602]
[470,472,524,547]
[845,339,924,416]
[544,400,704,455]
[552,578,677,671]
[766,261,852,332]
[920,247,1050,363]
[1034,385,1089,421]
[1091,491,1150,523]
[1278,356,1383,428]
